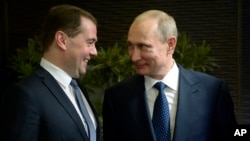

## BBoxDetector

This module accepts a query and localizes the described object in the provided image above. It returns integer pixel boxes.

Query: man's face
[127,19,172,79]
[66,17,98,78]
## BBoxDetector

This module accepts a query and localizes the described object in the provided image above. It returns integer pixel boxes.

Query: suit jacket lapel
[35,67,88,140]
[173,65,202,141]
[127,75,156,141]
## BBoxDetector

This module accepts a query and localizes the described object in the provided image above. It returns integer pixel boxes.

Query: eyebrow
[87,38,97,42]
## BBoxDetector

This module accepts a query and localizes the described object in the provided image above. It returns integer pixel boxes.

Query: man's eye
[88,41,94,44]
[86,39,96,45]
[139,44,148,49]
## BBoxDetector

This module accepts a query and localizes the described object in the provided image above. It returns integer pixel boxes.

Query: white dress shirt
[144,61,179,140]
[40,58,96,132]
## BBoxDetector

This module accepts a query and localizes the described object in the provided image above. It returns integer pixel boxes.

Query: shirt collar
[144,61,179,91]
[40,58,72,88]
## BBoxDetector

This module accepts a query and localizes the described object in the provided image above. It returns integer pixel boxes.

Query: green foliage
[8,33,220,93]
[9,33,218,81]
[8,33,220,140]
[8,33,219,118]
[9,36,43,79]
[81,41,134,92]
[174,33,220,72]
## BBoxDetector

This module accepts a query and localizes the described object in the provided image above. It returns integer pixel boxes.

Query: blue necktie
[152,82,171,141]
[70,79,96,141]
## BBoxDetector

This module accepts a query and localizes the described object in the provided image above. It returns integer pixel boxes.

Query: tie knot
[70,79,78,88]
[154,82,166,91]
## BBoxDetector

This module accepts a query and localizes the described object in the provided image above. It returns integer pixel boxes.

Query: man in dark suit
[102,10,237,141]
[1,4,100,141]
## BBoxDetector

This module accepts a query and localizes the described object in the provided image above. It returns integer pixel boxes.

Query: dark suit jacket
[102,65,237,141]
[0,67,101,141]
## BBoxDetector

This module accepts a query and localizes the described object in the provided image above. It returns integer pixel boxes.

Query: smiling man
[1,4,100,141]
[102,10,237,141]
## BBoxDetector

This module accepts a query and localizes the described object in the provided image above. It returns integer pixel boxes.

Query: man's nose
[91,45,98,56]
[129,47,141,62]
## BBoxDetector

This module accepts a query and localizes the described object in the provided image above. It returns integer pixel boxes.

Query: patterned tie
[70,79,96,141]
[152,82,171,141]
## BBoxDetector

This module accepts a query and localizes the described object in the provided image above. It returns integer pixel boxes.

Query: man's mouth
[83,59,89,63]
[134,63,145,69]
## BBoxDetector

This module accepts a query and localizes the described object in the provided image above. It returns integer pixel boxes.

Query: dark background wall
[1,0,249,124]
[241,0,250,124]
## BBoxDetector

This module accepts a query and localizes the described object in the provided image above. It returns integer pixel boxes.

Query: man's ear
[167,36,177,54]
[55,31,67,50]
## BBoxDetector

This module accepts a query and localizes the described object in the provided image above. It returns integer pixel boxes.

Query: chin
[80,71,87,76]
[135,69,148,76]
